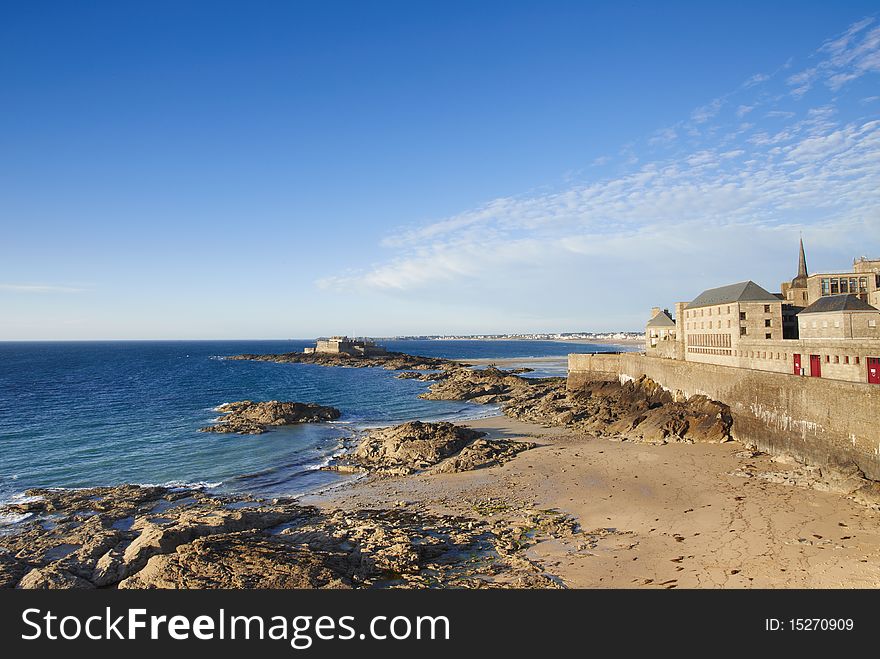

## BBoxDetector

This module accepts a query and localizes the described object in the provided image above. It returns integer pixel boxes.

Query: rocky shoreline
[199,400,341,434]
[417,365,733,444]
[227,350,456,371]
[229,351,733,444]
[329,420,535,475]
[0,351,738,589]
[0,484,572,589]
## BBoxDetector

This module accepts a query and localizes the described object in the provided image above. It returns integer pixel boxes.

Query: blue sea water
[0,339,632,505]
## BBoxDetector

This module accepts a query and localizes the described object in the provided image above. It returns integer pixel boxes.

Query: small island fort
[303,336,389,357]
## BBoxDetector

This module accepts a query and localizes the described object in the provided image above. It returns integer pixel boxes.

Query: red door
[869,357,880,385]
[793,354,801,375]
[810,354,821,378]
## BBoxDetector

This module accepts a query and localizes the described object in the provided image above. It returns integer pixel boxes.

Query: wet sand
[305,414,880,588]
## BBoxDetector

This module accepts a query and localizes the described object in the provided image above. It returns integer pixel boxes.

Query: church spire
[797,236,808,279]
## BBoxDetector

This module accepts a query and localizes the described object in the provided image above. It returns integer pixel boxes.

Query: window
[840,279,849,293]
[834,320,841,328]
[727,320,731,328]
[825,355,830,363]
[834,356,839,364]
[764,319,771,327]
[821,278,830,295]
[822,321,828,328]
[740,312,746,320]
[856,356,860,365]
[831,279,839,294]
[740,327,747,336]
[764,305,771,313]
[727,306,731,314]
[845,356,850,364]
[765,333,772,339]
[859,277,867,293]
[869,320,877,328]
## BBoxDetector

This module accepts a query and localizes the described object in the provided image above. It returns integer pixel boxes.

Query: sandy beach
[305,413,880,588]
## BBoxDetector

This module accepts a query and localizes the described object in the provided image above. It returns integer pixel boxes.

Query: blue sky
[2,1,879,339]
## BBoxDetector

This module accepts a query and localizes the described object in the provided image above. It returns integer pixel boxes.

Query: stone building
[646,307,677,358]
[797,294,880,340]
[303,336,388,356]
[680,280,783,367]
[645,244,880,385]
[781,240,880,308]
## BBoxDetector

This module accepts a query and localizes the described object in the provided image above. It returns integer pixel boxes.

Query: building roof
[686,281,780,309]
[646,310,676,328]
[799,294,879,314]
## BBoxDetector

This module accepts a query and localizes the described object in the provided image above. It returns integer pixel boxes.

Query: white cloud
[787,18,880,97]
[317,19,880,325]
[649,126,678,146]
[0,283,86,294]
[691,98,723,123]
[743,73,770,88]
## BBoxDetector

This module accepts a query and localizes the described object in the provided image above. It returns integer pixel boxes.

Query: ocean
[0,339,634,507]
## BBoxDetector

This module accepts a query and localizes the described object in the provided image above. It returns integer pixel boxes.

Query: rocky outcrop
[420,366,732,444]
[333,421,535,475]
[227,351,459,371]
[199,400,341,434]
[395,371,447,381]
[344,421,487,474]
[0,485,561,589]
[419,366,531,404]
[509,375,733,444]
[119,533,351,589]
[431,438,536,474]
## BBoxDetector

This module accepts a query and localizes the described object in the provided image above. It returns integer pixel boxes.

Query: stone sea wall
[568,353,880,480]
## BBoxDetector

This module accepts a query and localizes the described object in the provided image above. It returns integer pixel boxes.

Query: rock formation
[333,421,535,475]
[227,351,458,371]
[199,400,341,434]
[419,366,733,444]
[0,485,565,589]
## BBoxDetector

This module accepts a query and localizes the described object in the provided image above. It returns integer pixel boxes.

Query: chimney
[650,307,661,318]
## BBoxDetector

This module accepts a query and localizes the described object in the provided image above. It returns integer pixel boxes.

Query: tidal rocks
[0,485,559,589]
[227,351,457,371]
[419,366,533,404]
[431,438,536,474]
[335,421,535,475]
[345,421,487,474]
[199,400,341,434]
[395,371,448,381]
[119,533,351,589]
[420,366,733,444]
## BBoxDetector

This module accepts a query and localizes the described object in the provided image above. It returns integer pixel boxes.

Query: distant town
[380,332,645,341]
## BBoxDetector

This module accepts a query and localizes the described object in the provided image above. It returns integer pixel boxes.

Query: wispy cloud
[787,17,879,97]
[691,98,723,123]
[0,283,88,294]
[318,18,880,314]
[648,126,678,146]
[742,72,770,88]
